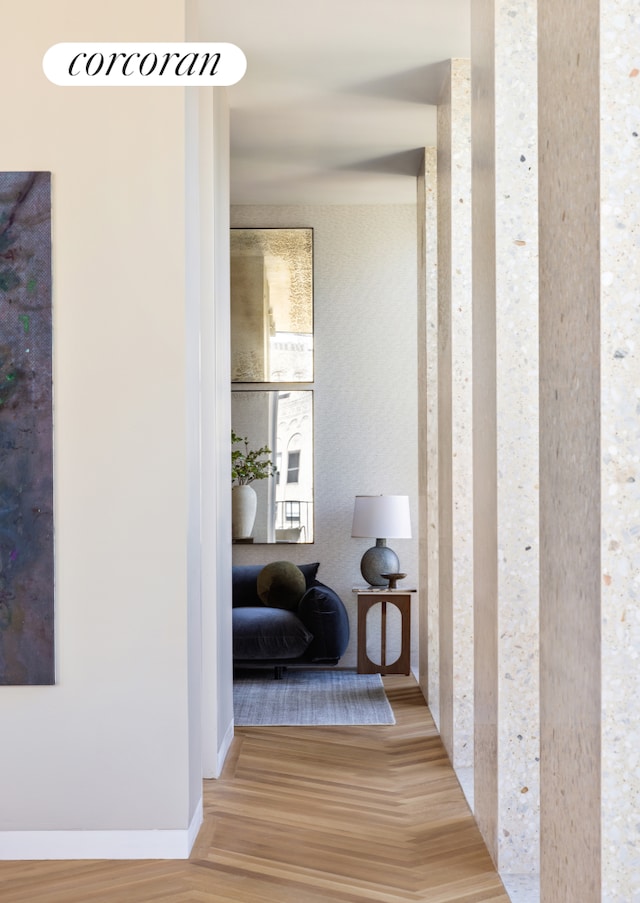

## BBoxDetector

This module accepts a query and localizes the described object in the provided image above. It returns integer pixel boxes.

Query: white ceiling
[196,0,470,205]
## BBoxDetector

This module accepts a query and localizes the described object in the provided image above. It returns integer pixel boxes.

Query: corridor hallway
[0,676,509,902]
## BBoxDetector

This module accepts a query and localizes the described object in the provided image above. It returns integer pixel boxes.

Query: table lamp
[351,494,412,586]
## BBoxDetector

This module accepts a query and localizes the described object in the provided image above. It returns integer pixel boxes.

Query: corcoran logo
[43,42,247,86]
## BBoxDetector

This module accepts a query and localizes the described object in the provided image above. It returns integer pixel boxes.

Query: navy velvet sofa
[232,562,350,676]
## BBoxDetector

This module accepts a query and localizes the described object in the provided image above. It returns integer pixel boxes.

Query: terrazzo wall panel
[417,148,439,723]
[230,205,419,673]
[437,79,454,762]
[471,0,499,854]
[437,60,474,769]
[471,0,540,877]
[538,1,602,899]
[417,158,428,701]
[599,1,640,898]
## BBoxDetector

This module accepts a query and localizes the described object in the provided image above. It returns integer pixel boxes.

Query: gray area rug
[233,669,396,726]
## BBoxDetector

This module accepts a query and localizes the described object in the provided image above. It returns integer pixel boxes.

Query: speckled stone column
[539,0,640,900]
[599,2,640,900]
[538,1,601,894]
[437,59,473,770]
[417,147,439,726]
[471,0,540,887]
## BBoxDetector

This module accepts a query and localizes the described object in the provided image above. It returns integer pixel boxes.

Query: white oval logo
[43,42,247,86]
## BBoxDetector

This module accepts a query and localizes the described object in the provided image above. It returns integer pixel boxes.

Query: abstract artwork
[0,172,53,685]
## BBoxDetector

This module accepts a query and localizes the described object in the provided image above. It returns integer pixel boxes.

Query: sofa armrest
[297,582,350,662]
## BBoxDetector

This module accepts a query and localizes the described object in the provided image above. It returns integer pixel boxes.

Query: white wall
[231,205,419,670]
[210,91,235,776]
[186,1,234,783]
[0,0,200,857]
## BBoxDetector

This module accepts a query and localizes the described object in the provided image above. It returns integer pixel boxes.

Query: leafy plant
[231,430,278,486]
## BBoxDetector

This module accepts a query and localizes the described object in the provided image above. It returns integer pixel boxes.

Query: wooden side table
[354,589,415,676]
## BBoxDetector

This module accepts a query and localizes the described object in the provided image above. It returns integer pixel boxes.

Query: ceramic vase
[232,484,257,540]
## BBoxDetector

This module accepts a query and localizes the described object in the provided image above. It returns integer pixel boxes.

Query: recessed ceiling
[195,0,470,205]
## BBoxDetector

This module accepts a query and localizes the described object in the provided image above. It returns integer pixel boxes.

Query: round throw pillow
[257,561,306,611]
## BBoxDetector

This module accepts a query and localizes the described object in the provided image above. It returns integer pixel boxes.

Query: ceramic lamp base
[360,540,400,587]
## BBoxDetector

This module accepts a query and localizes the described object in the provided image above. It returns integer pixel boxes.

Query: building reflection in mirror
[232,390,313,544]
[230,228,313,383]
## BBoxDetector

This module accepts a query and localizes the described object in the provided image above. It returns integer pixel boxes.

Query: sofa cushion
[232,562,321,608]
[232,564,263,607]
[298,584,350,662]
[298,561,321,585]
[257,561,306,611]
[232,607,313,660]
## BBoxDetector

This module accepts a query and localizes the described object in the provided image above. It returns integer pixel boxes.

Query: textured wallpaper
[231,205,419,669]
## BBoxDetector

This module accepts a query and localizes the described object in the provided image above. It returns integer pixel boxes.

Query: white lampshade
[351,495,412,540]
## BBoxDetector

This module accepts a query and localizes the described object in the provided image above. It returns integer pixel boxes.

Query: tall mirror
[232,390,314,544]
[230,228,313,383]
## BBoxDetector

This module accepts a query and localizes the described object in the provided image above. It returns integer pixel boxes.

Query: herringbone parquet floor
[0,675,509,902]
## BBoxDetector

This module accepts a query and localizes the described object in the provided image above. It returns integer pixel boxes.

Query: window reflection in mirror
[232,390,314,543]
[230,228,313,383]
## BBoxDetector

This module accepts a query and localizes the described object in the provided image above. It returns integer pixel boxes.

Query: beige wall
[0,0,204,855]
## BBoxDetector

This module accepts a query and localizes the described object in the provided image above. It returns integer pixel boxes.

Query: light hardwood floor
[0,675,509,902]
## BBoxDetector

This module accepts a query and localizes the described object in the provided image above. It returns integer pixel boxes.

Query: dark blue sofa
[232,562,350,676]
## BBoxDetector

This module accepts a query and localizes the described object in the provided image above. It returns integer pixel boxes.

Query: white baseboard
[0,799,204,861]
[217,719,235,775]
[187,797,204,853]
[203,718,235,779]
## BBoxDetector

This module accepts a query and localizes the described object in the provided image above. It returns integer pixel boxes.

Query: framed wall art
[0,171,54,685]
